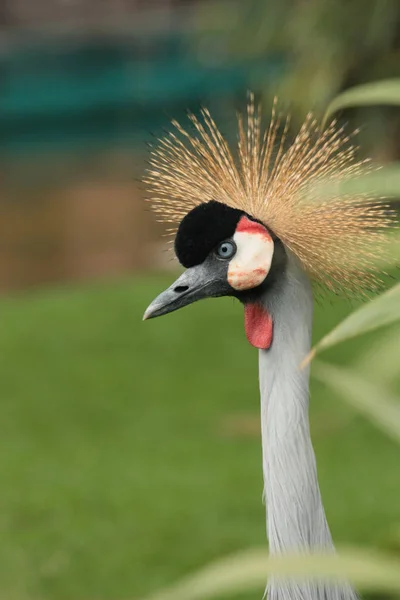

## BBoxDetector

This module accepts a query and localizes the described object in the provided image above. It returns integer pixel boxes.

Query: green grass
[0,274,398,600]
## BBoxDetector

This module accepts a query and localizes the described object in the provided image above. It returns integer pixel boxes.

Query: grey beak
[143,262,229,320]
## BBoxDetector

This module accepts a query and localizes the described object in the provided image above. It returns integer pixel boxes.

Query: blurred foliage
[323,79,400,126]
[0,275,399,599]
[196,0,400,159]
[306,280,400,364]
[138,547,400,600]
[308,163,400,201]
[312,360,400,445]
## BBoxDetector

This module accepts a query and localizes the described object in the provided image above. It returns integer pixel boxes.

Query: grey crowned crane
[143,97,393,600]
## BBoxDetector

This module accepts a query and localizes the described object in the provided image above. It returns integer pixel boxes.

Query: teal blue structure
[0,32,286,155]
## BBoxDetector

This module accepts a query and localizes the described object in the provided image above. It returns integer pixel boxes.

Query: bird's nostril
[174,285,189,293]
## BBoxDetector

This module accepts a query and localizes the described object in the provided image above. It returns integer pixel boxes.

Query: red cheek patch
[236,216,271,239]
[244,303,273,350]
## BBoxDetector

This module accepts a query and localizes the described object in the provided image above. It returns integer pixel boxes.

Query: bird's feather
[144,94,396,296]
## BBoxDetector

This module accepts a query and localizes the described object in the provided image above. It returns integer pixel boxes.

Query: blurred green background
[0,1,399,599]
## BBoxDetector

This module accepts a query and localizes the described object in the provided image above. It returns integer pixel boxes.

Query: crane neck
[258,256,358,600]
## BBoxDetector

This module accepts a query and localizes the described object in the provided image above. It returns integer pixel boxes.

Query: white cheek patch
[228,229,274,291]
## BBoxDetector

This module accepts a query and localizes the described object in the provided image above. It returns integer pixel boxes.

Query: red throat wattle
[244,304,273,350]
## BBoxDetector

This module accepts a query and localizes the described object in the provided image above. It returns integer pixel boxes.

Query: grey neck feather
[259,255,358,600]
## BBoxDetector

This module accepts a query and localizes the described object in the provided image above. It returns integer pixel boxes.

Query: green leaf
[311,361,400,445]
[306,163,400,200]
[138,546,400,600]
[356,325,400,384]
[323,79,400,126]
[303,282,400,365]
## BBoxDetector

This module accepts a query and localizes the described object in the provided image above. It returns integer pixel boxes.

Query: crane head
[143,200,287,347]
[143,95,395,347]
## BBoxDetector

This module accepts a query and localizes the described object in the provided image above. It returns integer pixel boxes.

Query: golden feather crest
[144,95,395,295]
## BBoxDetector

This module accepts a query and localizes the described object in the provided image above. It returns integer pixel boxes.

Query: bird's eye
[215,240,236,260]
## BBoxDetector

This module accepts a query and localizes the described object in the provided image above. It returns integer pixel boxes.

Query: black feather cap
[174,200,244,268]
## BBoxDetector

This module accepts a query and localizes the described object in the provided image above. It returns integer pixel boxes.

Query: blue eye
[216,240,236,259]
